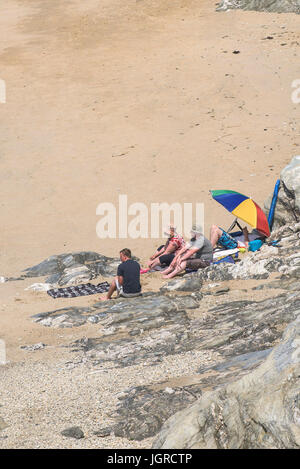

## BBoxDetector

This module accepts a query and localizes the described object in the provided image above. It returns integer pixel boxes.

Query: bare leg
[210,224,222,249]
[147,254,156,268]
[148,257,161,270]
[163,260,187,279]
[162,262,176,276]
[162,258,180,277]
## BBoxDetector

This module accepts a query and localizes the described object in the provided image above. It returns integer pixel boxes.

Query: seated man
[210,225,265,250]
[146,226,185,271]
[100,248,141,301]
[162,224,213,279]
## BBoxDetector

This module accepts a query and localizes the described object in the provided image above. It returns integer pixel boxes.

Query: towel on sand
[47,281,110,299]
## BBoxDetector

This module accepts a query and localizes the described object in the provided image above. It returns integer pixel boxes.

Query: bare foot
[163,268,181,279]
[99,296,109,301]
[161,267,172,275]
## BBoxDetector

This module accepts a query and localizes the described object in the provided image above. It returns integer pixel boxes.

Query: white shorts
[115,278,142,298]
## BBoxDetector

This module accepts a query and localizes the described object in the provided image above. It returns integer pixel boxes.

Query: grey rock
[61,426,84,439]
[114,386,199,441]
[25,219,300,446]
[20,343,46,351]
[213,287,230,296]
[153,317,300,449]
[22,251,124,286]
[93,427,113,437]
[32,306,95,328]
[69,291,299,440]
[114,348,275,441]
[57,264,92,286]
[217,0,300,14]
[265,156,300,230]
[32,294,199,331]
[160,275,203,292]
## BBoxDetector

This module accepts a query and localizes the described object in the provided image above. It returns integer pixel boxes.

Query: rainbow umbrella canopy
[210,190,270,238]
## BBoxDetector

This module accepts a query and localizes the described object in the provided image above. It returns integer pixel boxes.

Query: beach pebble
[25,283,52,292]
[164,387,175,394]
[94,427,113,437]
[61,427,84,439]
[20,343,47,351]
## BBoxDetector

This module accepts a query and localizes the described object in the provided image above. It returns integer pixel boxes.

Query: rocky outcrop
[265,156,300,230]
[21,158,300,447]
[153,317,300,449]
[22,251,122,285]
[101,288,299,440]
[161,223,300,292]
[26,222,300,443]
[217,0,300,14]
[32,293,199,332]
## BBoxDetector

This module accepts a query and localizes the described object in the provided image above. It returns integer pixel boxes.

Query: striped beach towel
[47,281,110,299]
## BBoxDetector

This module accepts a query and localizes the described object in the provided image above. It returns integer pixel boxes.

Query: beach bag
[248,240,263,252]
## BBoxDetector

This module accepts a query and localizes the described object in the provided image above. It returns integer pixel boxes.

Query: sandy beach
[0,0,299,449]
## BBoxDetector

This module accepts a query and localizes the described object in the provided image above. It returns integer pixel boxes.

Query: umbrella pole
[227,218,244,233]
[227,218,237,233]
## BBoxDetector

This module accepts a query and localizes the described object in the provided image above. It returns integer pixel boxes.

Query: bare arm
[150,246,166,260]
[242,227,249,248]
[168,245,189,267]
[180,248,198,262]
[118,276,123,286]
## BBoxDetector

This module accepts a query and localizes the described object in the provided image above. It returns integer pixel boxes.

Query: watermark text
[291,79,300,104]
[0,79,6,103]
[96,195,204,239]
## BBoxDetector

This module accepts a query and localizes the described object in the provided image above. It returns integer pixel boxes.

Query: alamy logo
[0,79,6,103]
[0,340,6,365]
[96,195,204,239]
[291,79,300,104]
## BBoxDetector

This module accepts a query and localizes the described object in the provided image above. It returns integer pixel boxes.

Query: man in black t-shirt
[100,248,142,301]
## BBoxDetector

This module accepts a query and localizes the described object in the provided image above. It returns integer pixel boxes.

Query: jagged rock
[269,222,300,241]
[22,251,123,286]
[57,264,92,286]
[32,294,199,331]
[153,317,300,449]
[114,348,275,441]
[265,156,300,230]
[90,290,299,439]
[81,324,190,368]
[20,343,46,351]
[160,229,300,292]
[160,275,203,292]
[114,385,200,441]
[217,0,300,14]
[32,306,95,328]
[24,220,300,446]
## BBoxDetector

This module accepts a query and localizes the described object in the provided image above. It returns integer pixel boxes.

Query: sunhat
[190,224,203,235]
[163,225,177,237]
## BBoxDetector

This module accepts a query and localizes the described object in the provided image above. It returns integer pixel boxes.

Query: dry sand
[0,0,299,449]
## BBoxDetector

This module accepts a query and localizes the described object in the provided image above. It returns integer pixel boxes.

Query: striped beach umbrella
[210,190,270,238]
